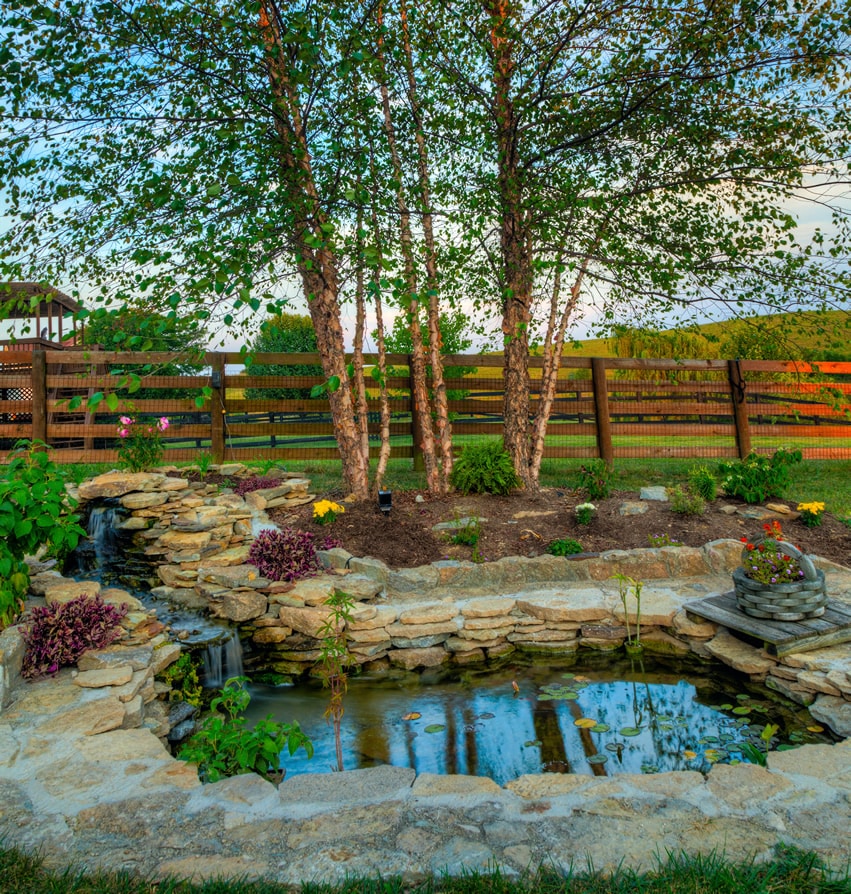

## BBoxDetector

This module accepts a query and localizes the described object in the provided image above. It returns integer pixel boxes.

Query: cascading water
[201,633,245,688]
[70,498,248,684]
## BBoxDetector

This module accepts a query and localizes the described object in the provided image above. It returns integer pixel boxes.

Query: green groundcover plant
[0,441,87,630]
[179,676,313,783]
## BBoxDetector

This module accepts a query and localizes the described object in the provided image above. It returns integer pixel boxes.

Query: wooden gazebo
[0,282,84,350]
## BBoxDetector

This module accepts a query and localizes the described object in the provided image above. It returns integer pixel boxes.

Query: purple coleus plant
[234,476,282,497]
[248,527,341,582]
[21,595,128,679]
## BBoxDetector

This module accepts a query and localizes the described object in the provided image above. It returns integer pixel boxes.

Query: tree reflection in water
[244,653,831,784]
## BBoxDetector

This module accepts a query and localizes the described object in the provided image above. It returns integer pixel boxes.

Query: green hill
[560,310,851,360]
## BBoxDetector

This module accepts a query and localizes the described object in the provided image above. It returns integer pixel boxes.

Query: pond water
[244,652,832,784]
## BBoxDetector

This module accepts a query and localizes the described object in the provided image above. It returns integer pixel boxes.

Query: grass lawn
[1,843,848,894]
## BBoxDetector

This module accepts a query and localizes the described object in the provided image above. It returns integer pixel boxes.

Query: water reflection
[245,654,829,784]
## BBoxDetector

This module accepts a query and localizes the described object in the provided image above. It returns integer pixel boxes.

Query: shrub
[178,676,313,782]
[718,448,802,504]
[247,527,341,582]
[234,476,281,497]
[450,440,521,495]
[669,485,706,515]
[116,415,170,471]
[578,459,612,501]
[688,465,718,502]
[21,595,127,678]
[547,538,584,556]
[0,441,87,630]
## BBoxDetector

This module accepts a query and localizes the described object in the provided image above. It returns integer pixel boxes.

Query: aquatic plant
[613,573,643,651]
[317,590,356,772]
[21,595,127,678]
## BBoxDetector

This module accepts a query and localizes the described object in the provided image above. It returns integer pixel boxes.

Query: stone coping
[2,469,850,883]
[1,666,851,884]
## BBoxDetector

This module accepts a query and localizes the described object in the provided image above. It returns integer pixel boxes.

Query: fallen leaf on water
[807,725,824,733]
[401,712,421,721]
[683,750,698,760]
[574,718,598,729]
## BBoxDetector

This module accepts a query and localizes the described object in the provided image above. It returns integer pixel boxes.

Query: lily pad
[574,717,598,729]
[732,706,751,715]
[524,739,543,748]
[587,754,608,765]
[682,750,698,760]
[605,742,623,753]
[619,726,641,737]
[591,723,610,733]
[478,712,495,720]
[704,748,728,762]
[401,712,421,721]
[424,724,445,734]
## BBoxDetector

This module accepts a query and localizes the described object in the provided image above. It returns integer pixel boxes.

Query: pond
[244,651,832,784]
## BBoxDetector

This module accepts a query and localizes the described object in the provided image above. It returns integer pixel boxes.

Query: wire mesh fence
[1,349,849,465]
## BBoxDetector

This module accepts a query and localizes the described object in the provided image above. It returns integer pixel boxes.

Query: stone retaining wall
[3,468,850,740]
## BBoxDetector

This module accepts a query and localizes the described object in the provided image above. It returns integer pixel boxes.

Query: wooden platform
[684,590,851,657]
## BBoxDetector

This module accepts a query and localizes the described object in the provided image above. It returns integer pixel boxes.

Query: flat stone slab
[278,766,415,808]
[703,629,776,675]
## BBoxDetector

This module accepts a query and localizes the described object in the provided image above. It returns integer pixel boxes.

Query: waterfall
[87,505,122,565]
[202,633,245,689]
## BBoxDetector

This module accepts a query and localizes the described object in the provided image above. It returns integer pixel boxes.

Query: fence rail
[0,349,849,465]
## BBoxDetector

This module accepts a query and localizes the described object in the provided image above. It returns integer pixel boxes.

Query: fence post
[408,354,424,471]
[591,357,614,467]
[210,353,226,463]
[31,349,47,446]
[727,359,752,459]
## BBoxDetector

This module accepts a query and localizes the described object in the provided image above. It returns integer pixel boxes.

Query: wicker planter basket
[733,538,827,621]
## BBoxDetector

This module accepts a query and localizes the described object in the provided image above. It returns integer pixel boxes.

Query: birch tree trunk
[399,0,453,484]
[375,1,444,494]
[259,1,369,498]
[487,0,534,488]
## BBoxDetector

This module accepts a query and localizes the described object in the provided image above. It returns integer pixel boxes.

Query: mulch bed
[263,487,851,572]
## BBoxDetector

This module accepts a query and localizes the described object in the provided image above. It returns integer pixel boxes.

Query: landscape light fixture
[378,490,392,516]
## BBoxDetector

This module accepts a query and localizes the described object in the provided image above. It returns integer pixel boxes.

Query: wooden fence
[0,349,849,465]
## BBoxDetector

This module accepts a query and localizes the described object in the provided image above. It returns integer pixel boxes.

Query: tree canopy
[1,0,849,491]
